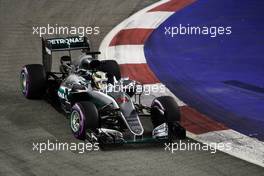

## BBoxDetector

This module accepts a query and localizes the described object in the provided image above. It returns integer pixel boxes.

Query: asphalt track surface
[0,0,263,175]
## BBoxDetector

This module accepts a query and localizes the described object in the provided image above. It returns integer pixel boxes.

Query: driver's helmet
[92,71,108,89]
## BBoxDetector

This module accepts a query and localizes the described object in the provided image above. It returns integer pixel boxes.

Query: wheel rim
[71,110,81,132]
[20,71,27,94]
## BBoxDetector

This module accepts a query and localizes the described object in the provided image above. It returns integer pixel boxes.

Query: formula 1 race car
[20,36,186,145]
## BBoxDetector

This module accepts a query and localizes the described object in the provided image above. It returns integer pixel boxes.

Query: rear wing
[42,36,92,72]
[42,36,90,53]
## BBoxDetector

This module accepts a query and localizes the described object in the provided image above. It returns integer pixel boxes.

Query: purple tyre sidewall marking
[21,67,30,97]
[71,103,85,138]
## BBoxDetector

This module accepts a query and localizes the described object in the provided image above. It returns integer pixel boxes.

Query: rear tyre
[70,101,99,140]
[99,60,121,83]
[20,64,46,99]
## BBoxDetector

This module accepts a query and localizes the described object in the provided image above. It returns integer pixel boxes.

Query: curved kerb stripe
[99,0,264,167]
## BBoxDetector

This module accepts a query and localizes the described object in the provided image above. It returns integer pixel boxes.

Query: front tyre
[20,64,46,99]
[151,96,186,140]
[70,102,99,140]
[151,96,180,127]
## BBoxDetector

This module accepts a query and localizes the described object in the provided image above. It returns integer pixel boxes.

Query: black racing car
[20,36,186,145]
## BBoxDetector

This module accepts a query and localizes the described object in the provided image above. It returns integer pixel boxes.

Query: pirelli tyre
[151,96,186,139]
[70,101,99,140]
[20,64,46,99]
[99,60,121,83]
[151,96,180,126]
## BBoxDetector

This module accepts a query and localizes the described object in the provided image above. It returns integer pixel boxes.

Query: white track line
[123,12,173,29]
[107,45,146,64]
[190,129,264,167]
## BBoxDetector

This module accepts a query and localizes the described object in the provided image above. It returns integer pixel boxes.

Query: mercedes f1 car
[20,36,186,145]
